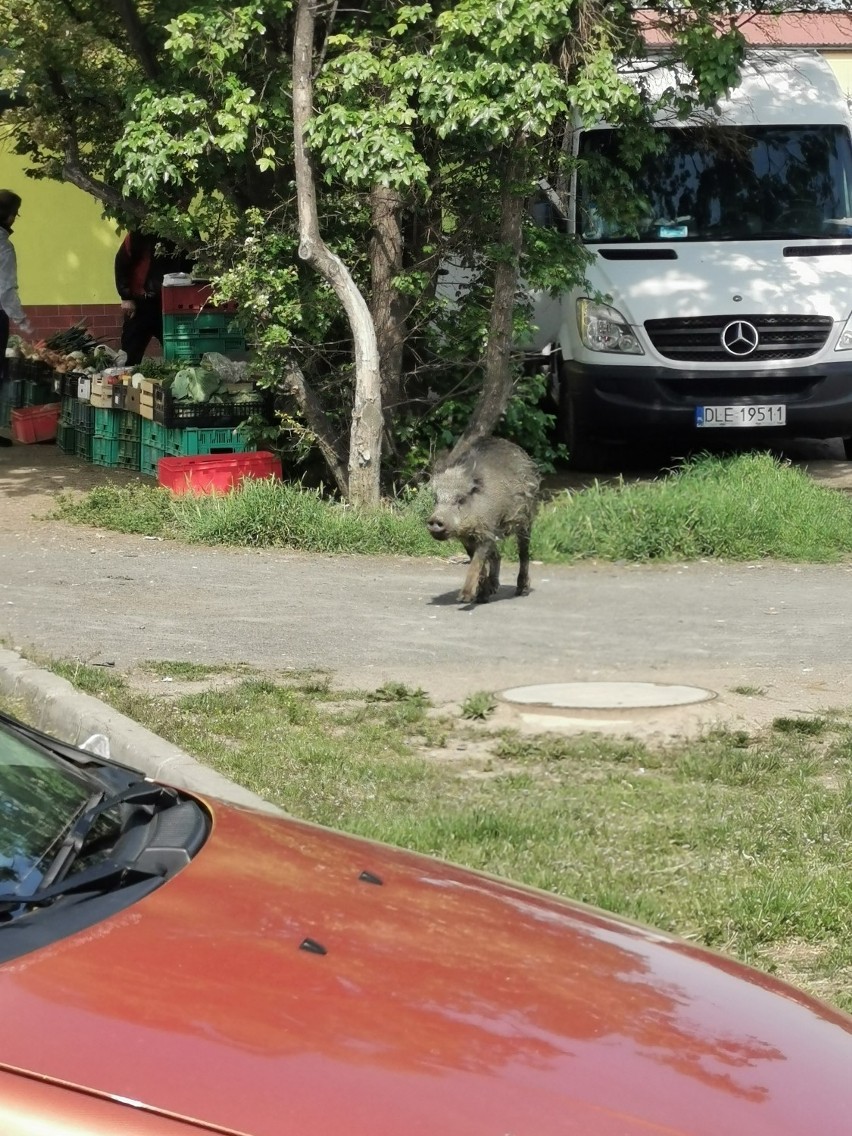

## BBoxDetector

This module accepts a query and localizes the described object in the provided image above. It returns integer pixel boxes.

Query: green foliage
[461,692,497,720]
[395,367,565,478]
[2,0,754,488]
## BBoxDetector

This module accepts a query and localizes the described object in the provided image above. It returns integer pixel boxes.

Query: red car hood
[1,800,850,1136]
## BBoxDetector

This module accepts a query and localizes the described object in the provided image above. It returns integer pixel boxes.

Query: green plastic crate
[57,423,76,455]
[2,379,24,408]
[91,435,120,467]
[71,401,95,431]
[93,407,120,440]
[162,333,247,364]
[75,429,93,462]
[60,396,75,427]
[24,378,57,406]
[118,411,141,441]
[139,431,254,477]
[139,420,252,457]
[117,438,141,471]
[170,425,253,457]
[139,442,162,478]
[162,312,237,337]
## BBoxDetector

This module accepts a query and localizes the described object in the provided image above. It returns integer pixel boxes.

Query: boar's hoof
[477,579,499,602]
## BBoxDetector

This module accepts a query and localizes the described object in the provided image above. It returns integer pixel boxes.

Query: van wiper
[1,782,176,912]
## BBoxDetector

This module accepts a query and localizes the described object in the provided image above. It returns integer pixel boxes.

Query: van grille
[644,315,832,362]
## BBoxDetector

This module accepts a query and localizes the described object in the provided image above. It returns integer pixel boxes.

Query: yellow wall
[825,51,852,97]
[0,135,119,306]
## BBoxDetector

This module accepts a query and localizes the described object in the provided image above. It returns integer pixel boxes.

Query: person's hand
[17,321,34,338]
[121,299,136,317]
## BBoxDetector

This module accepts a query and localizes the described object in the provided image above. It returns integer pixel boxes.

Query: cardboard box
[139,379,157,421]
[90,371,128,409]
[124,384,141,416]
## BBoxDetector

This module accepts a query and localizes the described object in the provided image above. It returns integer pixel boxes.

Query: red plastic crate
[161,281,238,315]
[157,451,282,495]
[11,403,61,444]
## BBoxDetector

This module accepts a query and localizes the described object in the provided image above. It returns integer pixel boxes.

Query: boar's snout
[427,513,450,540]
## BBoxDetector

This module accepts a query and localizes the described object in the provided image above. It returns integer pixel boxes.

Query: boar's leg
[483,547,501,599]
[516,529,532,595]
[459,542,490,604]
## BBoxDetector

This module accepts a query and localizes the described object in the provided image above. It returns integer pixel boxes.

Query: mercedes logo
[721,320,759,357]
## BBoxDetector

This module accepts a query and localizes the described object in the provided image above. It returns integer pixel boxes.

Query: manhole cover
[500,682,716,713]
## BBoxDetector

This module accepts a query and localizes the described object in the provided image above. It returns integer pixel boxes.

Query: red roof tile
[636,10,852,48]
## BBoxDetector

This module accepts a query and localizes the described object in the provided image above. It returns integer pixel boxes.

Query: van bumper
[563,359,852,443]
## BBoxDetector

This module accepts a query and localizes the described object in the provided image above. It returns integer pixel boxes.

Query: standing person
[0,189,33,447]
[114,231,192,365]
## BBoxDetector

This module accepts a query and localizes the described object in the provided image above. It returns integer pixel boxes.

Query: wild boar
[426,436,541,603]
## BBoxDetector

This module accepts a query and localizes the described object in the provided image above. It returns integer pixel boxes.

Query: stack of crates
[56,378,257,475]
[139,419,253,478]
[161,281,246,365]
[1,357,55,427]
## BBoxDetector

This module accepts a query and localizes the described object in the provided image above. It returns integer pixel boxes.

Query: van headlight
[577,299,643,354]
[836,314,852,351]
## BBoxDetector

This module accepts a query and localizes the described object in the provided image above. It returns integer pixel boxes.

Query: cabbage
[171,366,221,403]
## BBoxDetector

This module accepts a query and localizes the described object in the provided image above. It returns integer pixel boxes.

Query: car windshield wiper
[0,782,176,912]
[0,859,162,913]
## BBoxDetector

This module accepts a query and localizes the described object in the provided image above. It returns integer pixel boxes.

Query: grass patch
[54,452,852,564]
[461,691,498,720]
[6,661,852,1014]
[533,451,852,563]
[56,478,440,556]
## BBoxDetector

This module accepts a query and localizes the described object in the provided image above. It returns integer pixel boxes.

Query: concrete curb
[0,647,284,816]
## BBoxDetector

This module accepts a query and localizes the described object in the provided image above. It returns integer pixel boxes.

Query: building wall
[0,138,123,347]
[825,50,852,95]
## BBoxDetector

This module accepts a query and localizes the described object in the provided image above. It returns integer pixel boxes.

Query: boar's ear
[431,449,453,475]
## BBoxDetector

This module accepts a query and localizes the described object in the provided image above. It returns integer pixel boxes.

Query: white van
[533,50,852,467]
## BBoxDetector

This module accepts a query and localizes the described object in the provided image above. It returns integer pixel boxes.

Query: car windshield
[0,728,95,899]
[578,124,852,242]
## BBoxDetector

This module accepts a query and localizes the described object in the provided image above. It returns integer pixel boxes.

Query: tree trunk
[279,362,349,498]
[457,152,526,451]
[292,0,383,507]
[369,184,406,418]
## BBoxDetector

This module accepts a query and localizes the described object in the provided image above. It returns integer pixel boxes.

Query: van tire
[843,437,852,461]
[556,374,609,471]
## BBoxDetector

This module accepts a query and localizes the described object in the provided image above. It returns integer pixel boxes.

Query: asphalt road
[2,442,851,717]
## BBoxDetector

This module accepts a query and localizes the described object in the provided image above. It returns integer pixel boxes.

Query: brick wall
[28,304,124,350]
[26,304,162,357]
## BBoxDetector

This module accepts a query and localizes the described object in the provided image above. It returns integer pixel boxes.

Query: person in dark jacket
[114,232,193,365]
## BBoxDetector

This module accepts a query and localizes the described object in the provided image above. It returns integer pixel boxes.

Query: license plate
[695,405,786,428]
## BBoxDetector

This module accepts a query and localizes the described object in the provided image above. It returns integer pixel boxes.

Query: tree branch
[109,0,160,81]
[279,361,349,496]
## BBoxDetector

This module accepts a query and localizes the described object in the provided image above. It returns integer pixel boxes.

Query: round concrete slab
[500,681,717,712]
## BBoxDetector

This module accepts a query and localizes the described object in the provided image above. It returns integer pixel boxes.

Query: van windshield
[578,125,852,242]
